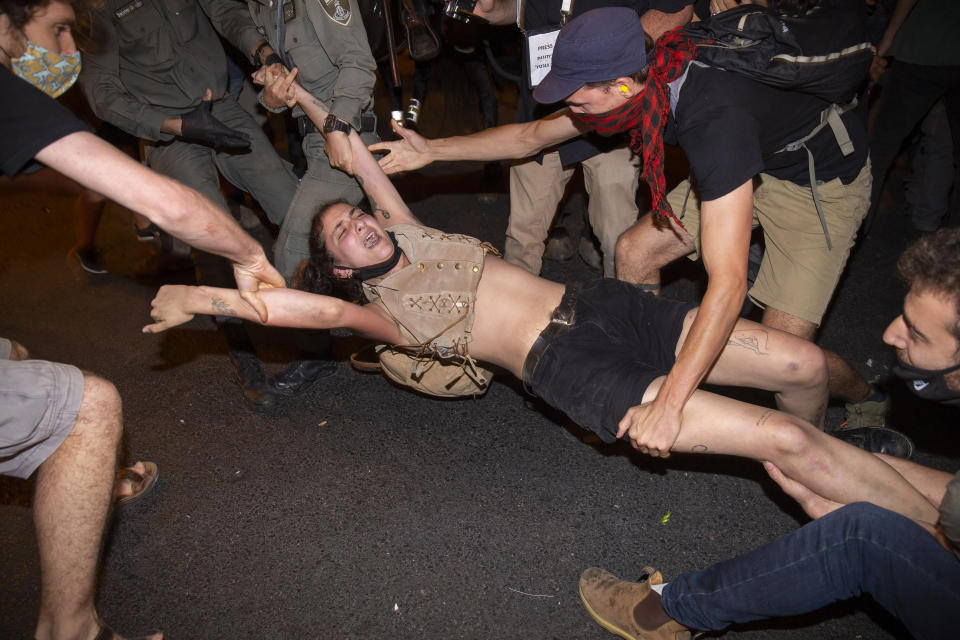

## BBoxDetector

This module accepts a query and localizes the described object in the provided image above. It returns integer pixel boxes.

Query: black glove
[180,100,251,149]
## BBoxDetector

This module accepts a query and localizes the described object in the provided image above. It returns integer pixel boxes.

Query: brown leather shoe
[579,568,690,640]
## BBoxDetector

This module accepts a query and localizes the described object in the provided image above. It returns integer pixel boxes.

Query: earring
[619,85,630,95]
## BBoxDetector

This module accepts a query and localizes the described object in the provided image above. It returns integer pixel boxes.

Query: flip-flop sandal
[94,623,161,640]
[114,461,159,507]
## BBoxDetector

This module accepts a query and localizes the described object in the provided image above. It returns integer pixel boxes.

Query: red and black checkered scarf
[573,28,702,226]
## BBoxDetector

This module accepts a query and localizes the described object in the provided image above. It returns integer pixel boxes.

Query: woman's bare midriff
[468,255,566,378]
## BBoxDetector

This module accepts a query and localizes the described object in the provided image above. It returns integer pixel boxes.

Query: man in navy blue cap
[370,3,905,459]
[458,0,693,278]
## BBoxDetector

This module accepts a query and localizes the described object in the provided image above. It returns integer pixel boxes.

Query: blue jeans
[662,503,960,639]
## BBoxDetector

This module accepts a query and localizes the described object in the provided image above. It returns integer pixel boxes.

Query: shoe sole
[579,583,640,640]
[68,251,109,274]
[79,263,109,275]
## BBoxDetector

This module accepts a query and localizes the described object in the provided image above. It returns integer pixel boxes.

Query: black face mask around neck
[335,231,401,281]
[892,359,960,407]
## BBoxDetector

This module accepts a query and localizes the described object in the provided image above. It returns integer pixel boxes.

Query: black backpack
[682,1,874,249]
[684,1,874,105]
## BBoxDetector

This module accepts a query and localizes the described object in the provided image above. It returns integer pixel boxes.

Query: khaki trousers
[506,146,640,277]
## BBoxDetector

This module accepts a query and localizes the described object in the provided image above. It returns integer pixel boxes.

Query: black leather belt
[522,282,581,393]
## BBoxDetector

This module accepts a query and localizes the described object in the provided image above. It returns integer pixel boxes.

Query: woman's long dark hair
[294,200,366,303]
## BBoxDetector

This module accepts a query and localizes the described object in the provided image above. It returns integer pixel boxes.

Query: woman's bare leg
[675,309,830,428]
[639,379,939,524]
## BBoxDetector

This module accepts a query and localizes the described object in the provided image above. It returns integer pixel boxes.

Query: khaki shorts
[0,341,83,479]
[667,161,871,325]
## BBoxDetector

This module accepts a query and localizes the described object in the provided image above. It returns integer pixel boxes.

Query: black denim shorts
[524,279,696,443]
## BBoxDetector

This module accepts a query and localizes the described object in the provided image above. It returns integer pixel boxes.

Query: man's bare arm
[34,131,284,320]
[368,109,588,174]
[35,132,264,266]
[619,181,754,456]
[662,182,754,407]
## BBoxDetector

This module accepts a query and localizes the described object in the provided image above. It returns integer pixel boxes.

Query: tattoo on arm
[375,207,391,219]
[756,410,775,428]
[727,330,770,356]
[689,444,708,453]
[310,98,330,111]
[211,296,237,316]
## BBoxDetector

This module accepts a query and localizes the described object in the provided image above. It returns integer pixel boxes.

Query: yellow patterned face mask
[12,43,81,98]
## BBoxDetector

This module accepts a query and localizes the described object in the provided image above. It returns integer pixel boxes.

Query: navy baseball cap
[533,7,648,105]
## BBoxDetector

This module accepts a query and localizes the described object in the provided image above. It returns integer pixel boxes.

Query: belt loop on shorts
[522,282,581,393]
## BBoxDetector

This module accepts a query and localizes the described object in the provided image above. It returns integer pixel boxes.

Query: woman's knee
[764,414,827,466]
[783,339,828,390]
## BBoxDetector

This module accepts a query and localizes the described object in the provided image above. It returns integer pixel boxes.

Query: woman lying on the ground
[143,67,939,525]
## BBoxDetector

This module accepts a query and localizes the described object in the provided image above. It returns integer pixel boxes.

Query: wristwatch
[322,114,353,135]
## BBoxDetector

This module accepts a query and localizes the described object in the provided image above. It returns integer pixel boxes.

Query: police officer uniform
[81,0,303,410]
[248,0,379,279]
[81,0,297,227]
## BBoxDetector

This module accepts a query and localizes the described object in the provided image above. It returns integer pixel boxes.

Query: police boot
[229,350,280,413]
[272,358,338,396]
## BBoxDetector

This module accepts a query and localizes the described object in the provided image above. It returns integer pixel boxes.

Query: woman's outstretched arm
[144,285,403,343]
[254,67,418,229]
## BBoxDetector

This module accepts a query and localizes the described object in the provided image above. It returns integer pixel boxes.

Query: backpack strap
[769,96,860,250]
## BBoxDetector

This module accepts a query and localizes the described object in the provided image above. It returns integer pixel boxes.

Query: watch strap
[323,114,354,135]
